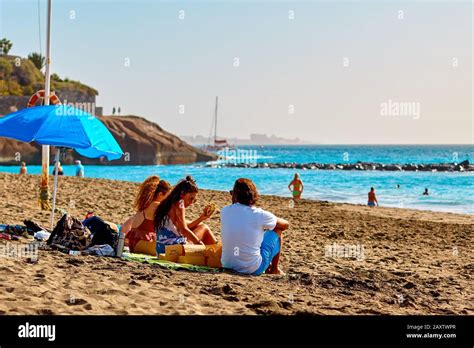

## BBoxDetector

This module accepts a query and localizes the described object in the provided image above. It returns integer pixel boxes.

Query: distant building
[0,90,103,116]
[181,133,310,145]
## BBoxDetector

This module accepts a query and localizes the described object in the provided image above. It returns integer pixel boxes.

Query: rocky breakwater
[211,160,473,172]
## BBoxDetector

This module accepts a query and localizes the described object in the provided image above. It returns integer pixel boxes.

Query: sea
[1,145,473,214]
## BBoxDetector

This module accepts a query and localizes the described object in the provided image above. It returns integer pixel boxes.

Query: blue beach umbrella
[0,105,124,225]
[0,105,123,160]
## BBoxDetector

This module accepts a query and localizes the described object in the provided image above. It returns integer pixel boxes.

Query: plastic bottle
[116,231,125,257]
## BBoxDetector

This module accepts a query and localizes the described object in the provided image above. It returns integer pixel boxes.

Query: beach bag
[83,216,119,250]
[47,214,91,251]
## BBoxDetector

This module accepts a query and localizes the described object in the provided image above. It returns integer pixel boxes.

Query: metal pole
[51,148,60,227]
[40,0,53,215]
[44,0,52,106]
[214,96,218,144]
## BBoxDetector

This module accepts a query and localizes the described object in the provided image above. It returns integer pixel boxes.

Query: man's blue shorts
[252,230,281,276]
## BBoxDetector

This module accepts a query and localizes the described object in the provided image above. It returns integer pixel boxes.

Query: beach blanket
[122,252,220,273]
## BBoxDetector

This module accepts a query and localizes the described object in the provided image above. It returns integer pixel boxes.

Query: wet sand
[0,172,472,315]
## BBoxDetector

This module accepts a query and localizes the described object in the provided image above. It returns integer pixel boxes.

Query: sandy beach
[0,172,472,315]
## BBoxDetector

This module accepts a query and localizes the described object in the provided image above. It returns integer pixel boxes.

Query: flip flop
[0,233,12,241]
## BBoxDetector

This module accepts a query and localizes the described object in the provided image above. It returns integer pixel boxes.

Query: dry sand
[0,172,472,315]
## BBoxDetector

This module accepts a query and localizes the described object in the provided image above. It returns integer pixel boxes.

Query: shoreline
[1,171,471,217]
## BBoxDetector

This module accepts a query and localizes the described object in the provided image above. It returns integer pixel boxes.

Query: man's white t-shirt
[220,203,278,274]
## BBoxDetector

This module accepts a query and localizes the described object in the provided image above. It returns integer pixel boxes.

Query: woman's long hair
[154,176,198,230]
[154,180,171,198]
[134,175,160,212]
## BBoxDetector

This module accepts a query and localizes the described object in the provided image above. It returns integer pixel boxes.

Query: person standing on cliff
[118,107,121,115]
[19,162,27,175]
[112,107,116,115]
[368,187,379,207]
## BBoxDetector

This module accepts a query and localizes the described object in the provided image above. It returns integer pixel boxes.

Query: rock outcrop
[0,115,217,165]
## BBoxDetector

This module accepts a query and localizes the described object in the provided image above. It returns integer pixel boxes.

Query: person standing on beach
[53,161,64,175]
[221,178,289,275]
[368,187,378,207]
[75,160,85,177]
[153,176,217,254]
[19,162,27,175]
[288,173,304,200]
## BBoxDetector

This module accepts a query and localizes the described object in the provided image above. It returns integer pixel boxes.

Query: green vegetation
[0,38,13,55]
[0,51,98,97]
[27,52,45,70]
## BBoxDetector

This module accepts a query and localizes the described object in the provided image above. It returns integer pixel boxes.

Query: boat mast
[214,96,218,145]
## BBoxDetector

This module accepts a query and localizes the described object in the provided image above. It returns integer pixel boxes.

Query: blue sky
[1,0,472,144]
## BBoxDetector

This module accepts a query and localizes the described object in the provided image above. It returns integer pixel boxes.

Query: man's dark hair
[232,178,259,206]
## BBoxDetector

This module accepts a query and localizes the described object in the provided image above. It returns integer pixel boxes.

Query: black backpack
[83,216,119,250]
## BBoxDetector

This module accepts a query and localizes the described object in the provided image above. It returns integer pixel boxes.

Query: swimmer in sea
[423,188,429,196]
[368,187,378,207]
[288,173,304,200]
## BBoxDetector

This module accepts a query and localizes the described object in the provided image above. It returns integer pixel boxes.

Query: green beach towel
[122,252,220,273]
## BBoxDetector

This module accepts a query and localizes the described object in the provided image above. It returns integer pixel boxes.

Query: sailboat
[204,96,233,152]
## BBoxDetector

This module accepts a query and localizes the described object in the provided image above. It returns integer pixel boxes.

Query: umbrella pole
[50,148,60,228]
[40,0,53,211]
[39,147,51,211]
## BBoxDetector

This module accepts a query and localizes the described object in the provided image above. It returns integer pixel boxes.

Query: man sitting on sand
[368,187,378,207]
[221,178,289,275]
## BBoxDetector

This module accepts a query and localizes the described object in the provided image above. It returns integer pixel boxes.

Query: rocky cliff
[0,115,217,165]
